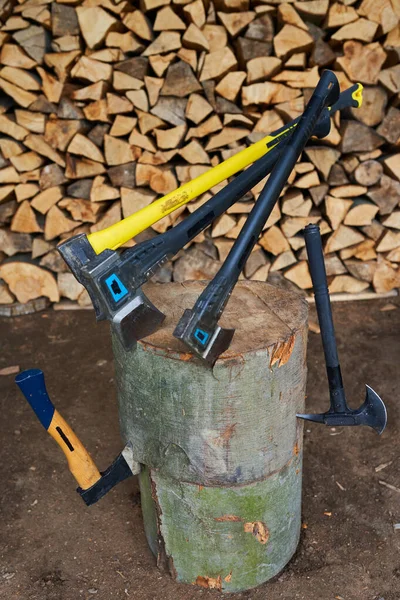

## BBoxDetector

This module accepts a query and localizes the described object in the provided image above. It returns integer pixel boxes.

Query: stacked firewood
[0,0,400,309]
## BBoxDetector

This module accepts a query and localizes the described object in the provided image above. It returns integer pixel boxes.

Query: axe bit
[58,84,363,351]
[174,70,341,366]
[15,369,140,506]
[297,224,387,434]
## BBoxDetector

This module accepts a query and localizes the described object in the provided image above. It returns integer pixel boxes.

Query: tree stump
[113,280,308,593]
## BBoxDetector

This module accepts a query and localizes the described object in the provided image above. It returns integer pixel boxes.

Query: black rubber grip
[304,223,340,371]
[194,71,340,321]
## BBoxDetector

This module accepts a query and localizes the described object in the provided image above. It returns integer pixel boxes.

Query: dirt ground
[1,299,399,600]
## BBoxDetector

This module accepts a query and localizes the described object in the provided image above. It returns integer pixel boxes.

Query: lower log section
[113,280,308,591]
[140,459,302,593]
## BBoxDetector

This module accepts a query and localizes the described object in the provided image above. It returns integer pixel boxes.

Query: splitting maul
[58,83,363,351]
[15,369,140,505]
[296,224,387,434]
[173,70,341,366]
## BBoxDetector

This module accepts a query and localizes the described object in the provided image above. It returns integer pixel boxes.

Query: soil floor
[0,299,399,600]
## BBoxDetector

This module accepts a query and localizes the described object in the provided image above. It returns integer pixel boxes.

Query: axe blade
[356,385,387,435]
[112,289,166,351]
[174,309,235,366]
[297,385,387,434]
[78,442,140,506]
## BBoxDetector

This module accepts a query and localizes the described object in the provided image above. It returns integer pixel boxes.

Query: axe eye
[111,280,121,295]
[104,273,129,303]
[194,329,209,345]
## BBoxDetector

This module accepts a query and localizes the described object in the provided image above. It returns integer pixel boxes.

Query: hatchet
[15,369,140,505]
[58,83,363,350]
[296,224,387,434]
[174,70,341,365]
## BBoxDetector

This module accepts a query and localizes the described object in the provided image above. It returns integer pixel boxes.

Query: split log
[337,41,387,85]
[354,160,383,187]
[0,262,59,303]
[182,24,209,52]
[0,229,32,256]
[259,226,290,255]
[273,24,314,60]
[242,82,300,106]
[373,257,400,293]
[121,186,155,217]
[215,71,247,101]
[325,196,352,230]
[344,202,379,226]
[31,186,63,214]
[103,135,140,166]
[367,175,400,215]
[345,259,377,282]
[44,204,79,240]
[200,47,237,81]
[284,261,312,289]
[329,275,370,294]
[325,224,365,253]
[11,200,42,233]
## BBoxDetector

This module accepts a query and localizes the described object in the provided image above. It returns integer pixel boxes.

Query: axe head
[355,385,387,434]
[78,441,141,506]
[59,234,167,349]
[112,289,166,350]
[57,233,95,283]
[297,385,387,434]
[173,308,235,366]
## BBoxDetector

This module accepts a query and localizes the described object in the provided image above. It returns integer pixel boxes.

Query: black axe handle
[181,70,340,329]
[303,224,349,413]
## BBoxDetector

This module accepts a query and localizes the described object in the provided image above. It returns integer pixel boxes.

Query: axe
[174,70,341,366]
[59,84,363,260]
[296,224,387,434]
[15,369,140,505]
[58,84,363,350]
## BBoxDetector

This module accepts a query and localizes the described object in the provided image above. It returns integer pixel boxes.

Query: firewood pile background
[0,0,400,311]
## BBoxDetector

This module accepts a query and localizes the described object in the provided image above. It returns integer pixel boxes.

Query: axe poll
[296,224,387,434]
[15,369,140,505]
[60,83,363,261]
[58,83,363,350]
[174,70,341,365]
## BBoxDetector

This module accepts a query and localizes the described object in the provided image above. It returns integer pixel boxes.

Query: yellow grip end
[352,83,363,108]
[48,410,101,490]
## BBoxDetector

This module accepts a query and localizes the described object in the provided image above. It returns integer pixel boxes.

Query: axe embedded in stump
[297,224,387,434]
[15,369,140,505]
[174,70,341,365]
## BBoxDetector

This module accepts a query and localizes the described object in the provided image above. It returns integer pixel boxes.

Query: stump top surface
[142,280,308,360]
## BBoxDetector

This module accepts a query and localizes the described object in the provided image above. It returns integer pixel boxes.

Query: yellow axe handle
[87,132,280,254]
[48,410,101,490]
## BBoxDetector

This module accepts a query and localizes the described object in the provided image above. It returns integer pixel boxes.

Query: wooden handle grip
[47,410,101,490]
